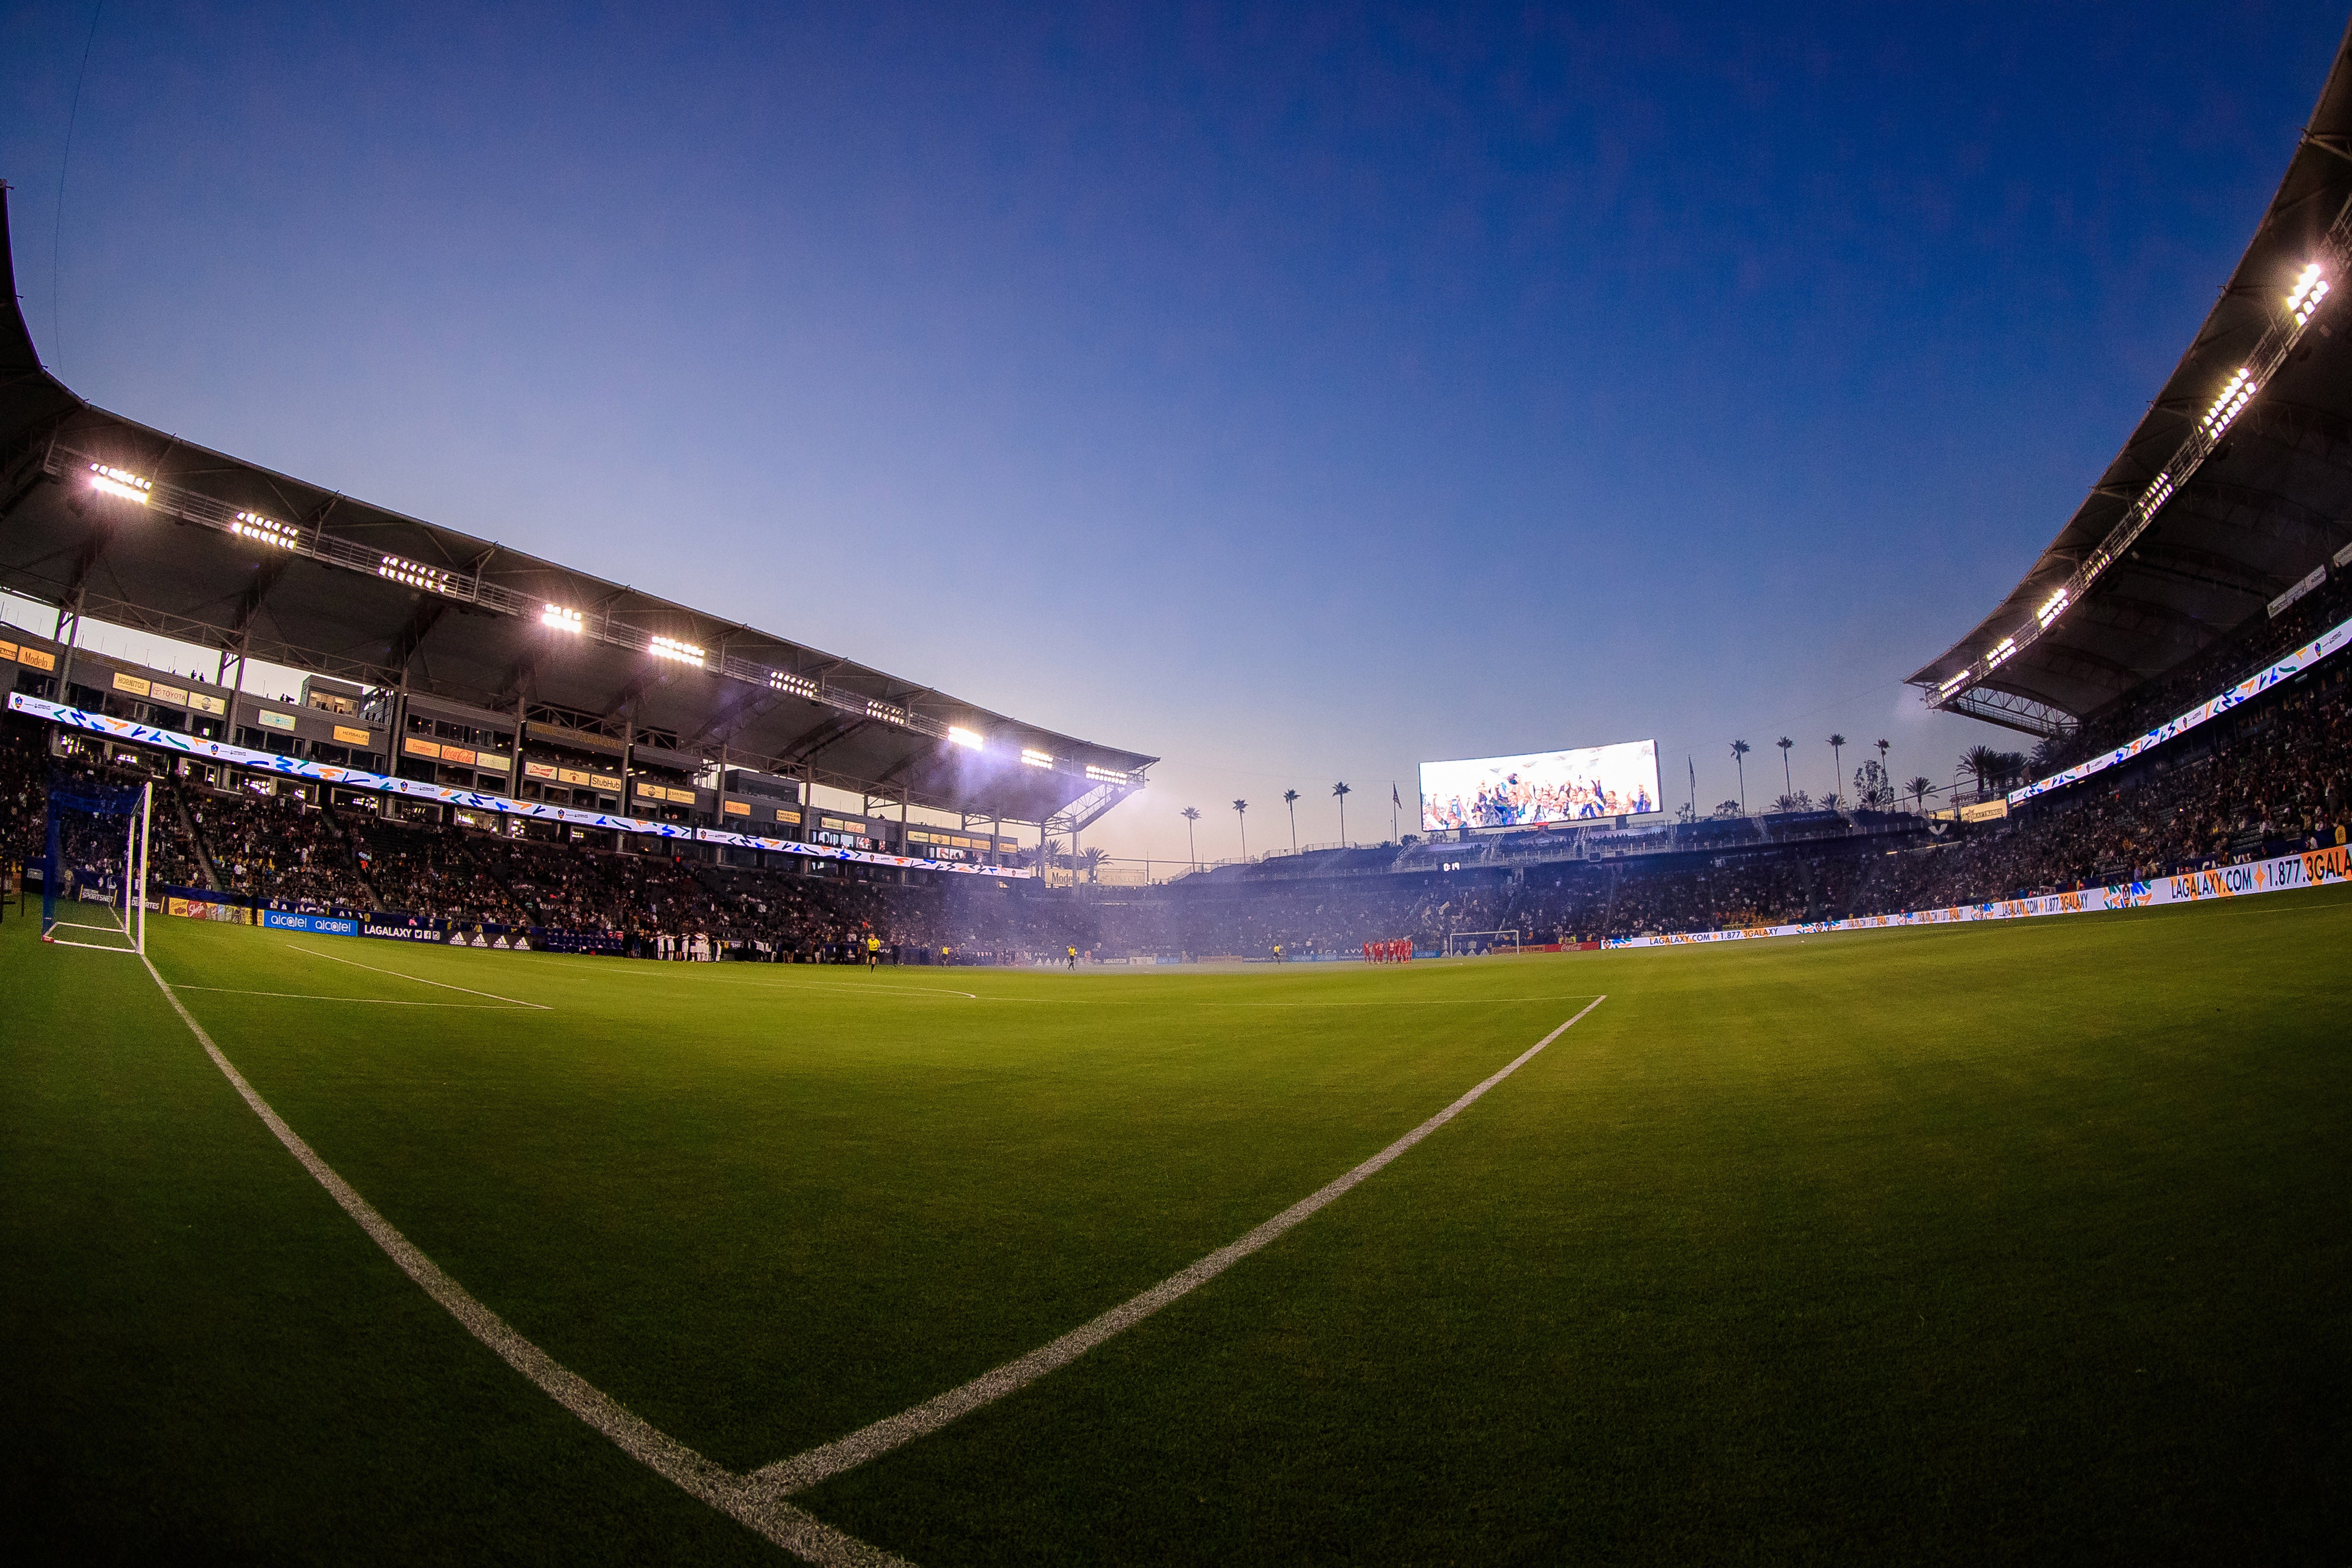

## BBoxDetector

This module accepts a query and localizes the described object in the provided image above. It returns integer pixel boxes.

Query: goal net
[1442,929,1522,957]
[40,777,152,956]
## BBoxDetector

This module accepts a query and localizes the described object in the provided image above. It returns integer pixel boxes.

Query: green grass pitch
[4,890,2348,1563]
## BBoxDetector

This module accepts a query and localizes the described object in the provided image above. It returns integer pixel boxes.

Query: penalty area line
[286,943,554,1010]
[751,994,1608,1497]
[135,951,905,1567]
[174,985,537,1009]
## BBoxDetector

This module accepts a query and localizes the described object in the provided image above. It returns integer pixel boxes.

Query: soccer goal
[39,777,152,956]
[1443,929,1522,957]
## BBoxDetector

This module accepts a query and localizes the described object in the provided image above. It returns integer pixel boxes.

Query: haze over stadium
[6,4,2352,1563]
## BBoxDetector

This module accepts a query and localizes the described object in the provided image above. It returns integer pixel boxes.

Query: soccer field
[5,891,2348,1563]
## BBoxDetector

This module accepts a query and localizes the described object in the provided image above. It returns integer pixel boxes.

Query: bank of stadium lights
[649,633,705,666]
[87,462,152,504]
[2036,588,2070,629]
[1085,764,1130,784]
[232,510,300,549]
[2289,262,2330,325]
[766,669,819,701]
[2202,368,2257,437]
[378,553,457,594]
[1936,670,1970,698]
[947,725,983,750]
[865,698,907,726]
[1020,747,1054,770]
[540,603,583,633]
[1986,634,2019,670]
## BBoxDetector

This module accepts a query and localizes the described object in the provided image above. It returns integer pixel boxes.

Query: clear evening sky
[3,3,2342,861]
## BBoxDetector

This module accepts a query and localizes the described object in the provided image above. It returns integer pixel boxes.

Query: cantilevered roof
[0,187,1150,827]
[1908,16,2352,738]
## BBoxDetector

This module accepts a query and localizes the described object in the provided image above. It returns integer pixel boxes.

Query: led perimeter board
[1421,739,1660,832]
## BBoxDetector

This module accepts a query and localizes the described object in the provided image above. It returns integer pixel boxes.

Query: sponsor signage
[1606,844,2352,950]
[262,909,360,936]
[333,724,373,746]
[363,913,448,942]
[257,709,298,731]
[113,671,151,696]
[9,693,1032,877]
[2268,564,2327,619]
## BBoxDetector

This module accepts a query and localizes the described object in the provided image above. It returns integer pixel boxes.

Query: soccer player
[865,932,881,970]
[1067,944,1078,969]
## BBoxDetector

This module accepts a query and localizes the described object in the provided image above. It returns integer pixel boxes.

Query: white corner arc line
[286,943,553,1010]
[139,955,904,1567]
[752,994,1608,1496]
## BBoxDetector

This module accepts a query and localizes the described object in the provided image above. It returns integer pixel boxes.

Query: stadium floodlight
[378,553,457,593]
[2289,262,2330,325]
[1085,764,1128,783]
[2036,588,2070,628]
[649,633,705,665]
[1021,747,1054,769]
[865,699,907,725]
[541,603,583,633]
[2201,368,2256,435]
[1936,671,1970,698]
[87,463,153,504]
[766,669,819,700]
[232,510,300,548]
[947,725,983,749]
[1986,635,2018,669]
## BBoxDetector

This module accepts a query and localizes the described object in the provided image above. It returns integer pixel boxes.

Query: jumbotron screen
[1420,739,1661,831]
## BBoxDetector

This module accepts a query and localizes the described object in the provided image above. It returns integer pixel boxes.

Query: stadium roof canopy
[1909,18,2352,739]
[0,191,1151,829]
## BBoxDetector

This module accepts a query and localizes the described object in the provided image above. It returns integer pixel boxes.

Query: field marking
[134,953,904,1567]
[175,985,535,1009]
[286,944,553,1011]
[750,994,1608,1498]
[1199,994,1604,1007]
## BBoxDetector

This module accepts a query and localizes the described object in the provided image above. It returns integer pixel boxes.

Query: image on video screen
[1420,740,1660,831]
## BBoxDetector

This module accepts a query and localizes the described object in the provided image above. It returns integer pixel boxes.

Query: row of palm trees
[1180,782,1358,869]
[1170,739,2039,873]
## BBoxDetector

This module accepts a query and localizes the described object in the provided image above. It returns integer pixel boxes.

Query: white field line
[140,955,904,1567]
[174,985,535,1009]
[43,935,140,953]
[751,994,1609,1497]
[1198,994,1603,1008]
[286,944,553,1010]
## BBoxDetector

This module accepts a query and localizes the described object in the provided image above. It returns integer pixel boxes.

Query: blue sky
[3,2,2344,860]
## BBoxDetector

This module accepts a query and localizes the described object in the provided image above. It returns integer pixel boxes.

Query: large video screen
[1421,739,1661,831]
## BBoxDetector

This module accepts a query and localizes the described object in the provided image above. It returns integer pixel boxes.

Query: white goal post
[40,778,152,956]
[1442,929,1522,956]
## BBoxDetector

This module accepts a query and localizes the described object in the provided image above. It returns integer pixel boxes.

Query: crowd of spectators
[5,648,2347,959]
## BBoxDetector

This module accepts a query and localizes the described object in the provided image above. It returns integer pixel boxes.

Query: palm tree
[1730,739,1750,815]
[1906,776,1935,815]
[1232,798,1249,860]
[1776,736,1794,796]
[1332,781,1352,845]
[1282,788,1300,851]
[1875,738,1890,783]
[1827,734,1846,799]
[1078,846,1107,883]
[1960,744,2004,800]
[1180,806,1201,870]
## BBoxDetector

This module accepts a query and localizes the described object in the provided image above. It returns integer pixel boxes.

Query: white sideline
[286,943,553,1010]
[139,954,904,1567]
[751,994,1609,1496]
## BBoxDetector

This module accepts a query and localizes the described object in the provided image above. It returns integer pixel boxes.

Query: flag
[1392,783,1401,808]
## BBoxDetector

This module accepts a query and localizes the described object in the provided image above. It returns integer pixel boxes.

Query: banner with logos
[1604,845,2352,949]
[2009,612,2352,807]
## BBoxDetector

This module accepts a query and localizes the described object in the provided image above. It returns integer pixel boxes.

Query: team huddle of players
[1363,938,1413,962]
[1425,770,1654,831]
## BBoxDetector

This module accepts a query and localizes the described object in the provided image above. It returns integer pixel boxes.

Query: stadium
[5,13,2350,1566]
